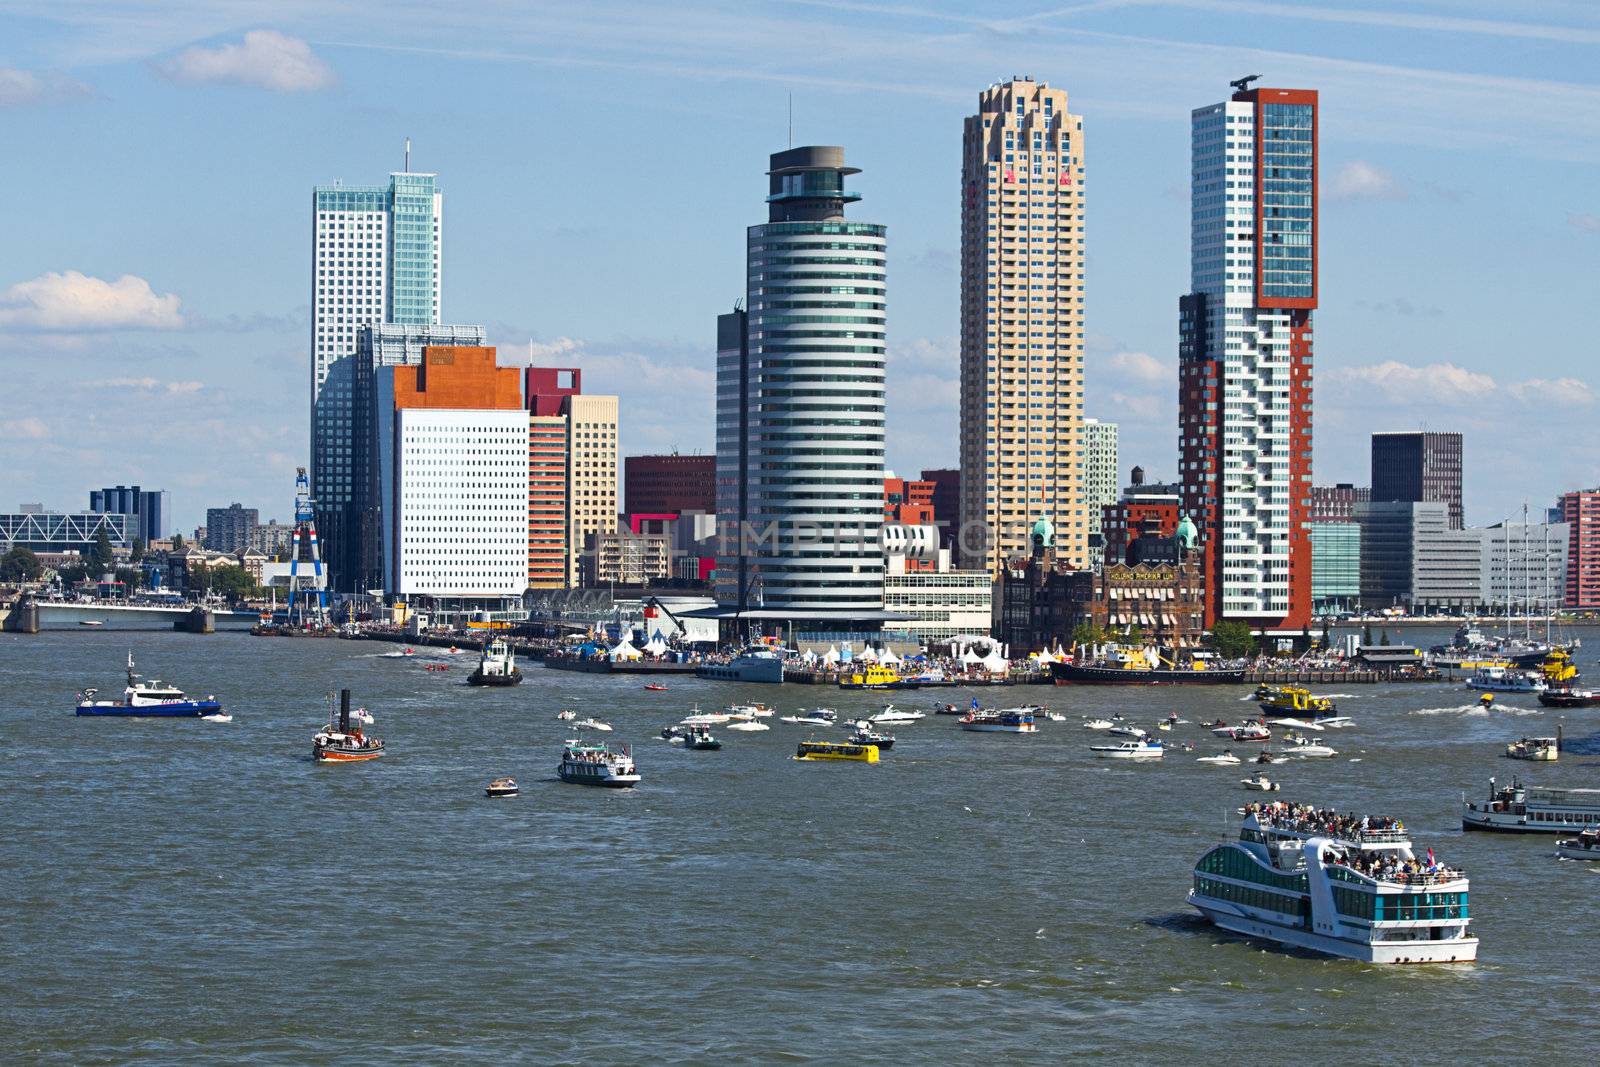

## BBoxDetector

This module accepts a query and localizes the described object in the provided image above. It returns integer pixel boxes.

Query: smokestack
[340,689,351,734]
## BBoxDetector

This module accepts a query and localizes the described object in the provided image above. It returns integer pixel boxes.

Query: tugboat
[682,724,723,750]
[313,690,385,762]
[558,740,640,787]
[76,651,222,718]
[485,777,519,798]
[467,636,522,687]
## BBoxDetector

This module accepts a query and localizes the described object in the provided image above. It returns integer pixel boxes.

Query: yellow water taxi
[838,664,909,690]
[1256,685,1335,715]
[795,740,879,763]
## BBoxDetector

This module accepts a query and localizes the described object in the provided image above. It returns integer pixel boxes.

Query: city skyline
[3,2,1599,527]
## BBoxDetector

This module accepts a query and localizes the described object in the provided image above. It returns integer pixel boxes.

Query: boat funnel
[340,689,352,734]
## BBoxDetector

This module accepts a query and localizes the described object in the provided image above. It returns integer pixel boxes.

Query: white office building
[382,408,528,598]
[1083,417,1119,520]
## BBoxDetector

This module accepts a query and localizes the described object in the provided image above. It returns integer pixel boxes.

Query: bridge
[2,598,258,633]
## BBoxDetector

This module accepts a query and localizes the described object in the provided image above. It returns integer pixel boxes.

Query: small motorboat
[781,709,837,727]
[1045,712,1068,722]
[1081,718,1114,730]
[681,705,733,726]
[871,704,925,725]
[1200,718,1227,729]
[1162,713,1189,726]
[1090,739,1164,760]
[1281,734,1337,758]
[849,724,895,749]
[574,717,613,732]
[659,725,687,743]
[442,646,466,656]
[1479,692,1495,707]
[1506,734,1560,761]
[1557,827,1600,860]
[485,777,519,798]
[1240,774,1281,792]
[1265,717,1324,732]
[381,647,417,658]
[1157,721,1172,731]
[423,663,450,673]
[349,707,375,726]
[931,702,963,716]
[1196,750,1242,765]
[644,683,669,692]
[725,719,770,732]
[78,620,104,627]
[726,703,775,718]
[1108,724,1148,740]
[682,725,722,750]
[1216,722,1271,742]
[556,710,578,721]
[1255,748,1288,764]
[200,712,233,723]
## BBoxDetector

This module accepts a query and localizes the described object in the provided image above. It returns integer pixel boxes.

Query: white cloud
[158,30,334,93]
[1328,160,1407,202]
[0,271,183,332]
[0,67,90,107]
[1569,212,1600,233]
[1324,360,1594,408]
[0,416,49,440]
[88,377,204,395]
[1105,350,1170,386]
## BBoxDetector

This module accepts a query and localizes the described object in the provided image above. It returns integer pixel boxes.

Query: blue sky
[2,0,1597,529]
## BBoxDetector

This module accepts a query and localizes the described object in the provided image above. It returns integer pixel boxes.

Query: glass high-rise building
[1179,80,1317,631]
[714,146,888,633]
[959,78,1087,573]
[310,168,442,587]
[1371,431,1463,530]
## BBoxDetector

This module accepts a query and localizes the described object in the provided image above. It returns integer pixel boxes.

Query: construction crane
[285,467,328,628]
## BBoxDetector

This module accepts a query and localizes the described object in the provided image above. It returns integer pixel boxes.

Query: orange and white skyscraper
[959,77,1088,573]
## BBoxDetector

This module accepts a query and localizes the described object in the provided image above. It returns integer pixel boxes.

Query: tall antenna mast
[404,137,411,171]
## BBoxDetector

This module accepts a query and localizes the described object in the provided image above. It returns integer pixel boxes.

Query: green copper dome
[1032,515,1055,548]
[1176,513,1198,550]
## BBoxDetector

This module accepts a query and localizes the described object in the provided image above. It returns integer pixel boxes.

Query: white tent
[981,648,1009,673]
[802,648,818,664]
[858,646,879,663]
[960,647,983,667]
[879,647,901,666]
[1033,648,1056,665]
[823,645,841,665]
[609,638,642,661]
[643,636,669,657]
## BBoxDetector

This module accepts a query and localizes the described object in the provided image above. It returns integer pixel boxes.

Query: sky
[1,0,1597,530]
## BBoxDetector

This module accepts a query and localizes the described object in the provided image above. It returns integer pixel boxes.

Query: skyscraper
[714,146,888,633]
[310,166,442,586]
[1082,418,1119,523]
[89,485,169,544]
[959,77,1087,574]
[1371,431,1463,529]
[1179,79,1317,631]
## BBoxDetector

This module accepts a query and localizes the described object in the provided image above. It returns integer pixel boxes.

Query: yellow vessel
[1256,685,1335,714]
[795,740,880,763]
[1541,649,1578,685]
[838,664,906,690]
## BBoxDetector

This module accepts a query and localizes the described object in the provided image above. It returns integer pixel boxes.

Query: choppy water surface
[3,629,1598,1063]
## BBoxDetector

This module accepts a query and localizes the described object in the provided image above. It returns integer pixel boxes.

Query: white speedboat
[1197,751,1242,765]
[781,710,837,727]
[574,717,613,732]
[1266,717,1324,732]
[381,647,417,659]
[681,704,733,726]
[725,719,770,732]
[1046,712,1068,722]
[200,712,234,723]
[1108,724,1148,740]
[556,710,578,721]
[1240,774,1281,791]
[349,707,375,726]
[1216,722,1271,742]
[871,704,925,725]
[1082,718,1114,730]
[1091,739,1164,760]
[1283,735,1337,758]
[726,702,775,719]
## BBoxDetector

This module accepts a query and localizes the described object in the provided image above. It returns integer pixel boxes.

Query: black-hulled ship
[1051,649,1244,686]
[467,636,522,687]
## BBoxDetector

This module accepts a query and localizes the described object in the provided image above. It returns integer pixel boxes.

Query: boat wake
[1410,704,1542,718]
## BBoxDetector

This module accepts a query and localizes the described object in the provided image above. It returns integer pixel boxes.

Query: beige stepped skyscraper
[958,77,1087,573]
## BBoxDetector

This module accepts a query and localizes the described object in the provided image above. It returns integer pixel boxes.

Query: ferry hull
[1051,663,1246,686]
[76,700,221,718]
[1462,811,1598,833]
[466,671,522,687]
[557,768,639,787]
[1190,898,1478,964]
[959,722,1037,733]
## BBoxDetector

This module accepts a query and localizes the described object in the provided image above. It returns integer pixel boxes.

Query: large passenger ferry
[1189,801,1477,964]
[1461,776,1600,832]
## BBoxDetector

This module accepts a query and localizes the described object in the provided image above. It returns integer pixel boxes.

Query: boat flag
[1426,847,1435,866]
[971,696,980,710]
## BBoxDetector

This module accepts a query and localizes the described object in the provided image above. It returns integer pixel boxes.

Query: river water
[4,628,1597,1063]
